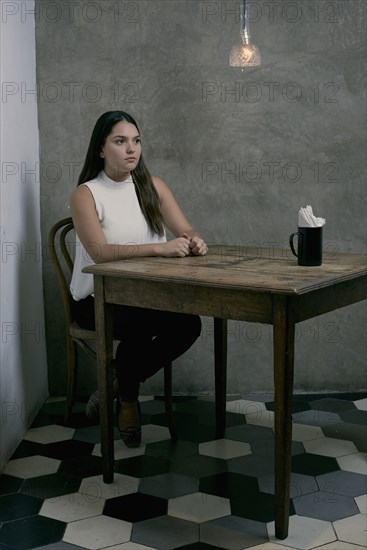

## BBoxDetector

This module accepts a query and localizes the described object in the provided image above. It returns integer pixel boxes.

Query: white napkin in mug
[298,205,326,228]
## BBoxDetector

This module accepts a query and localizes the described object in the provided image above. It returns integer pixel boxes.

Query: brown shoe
[116,400,141,448]
[85,377,119,421]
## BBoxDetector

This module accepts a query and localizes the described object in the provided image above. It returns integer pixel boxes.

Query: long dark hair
[78,111,164,236]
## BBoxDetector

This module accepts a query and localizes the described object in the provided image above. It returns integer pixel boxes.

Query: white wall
[0,0,48,471]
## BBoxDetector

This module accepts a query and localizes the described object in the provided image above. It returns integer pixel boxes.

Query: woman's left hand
[182,233,208,256]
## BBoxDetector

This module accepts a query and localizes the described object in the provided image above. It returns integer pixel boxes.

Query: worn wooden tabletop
[84,245,367,295]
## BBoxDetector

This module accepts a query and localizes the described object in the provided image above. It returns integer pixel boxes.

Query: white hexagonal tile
[314,541,367,549]
[291,423,325,442]
[337,452,367,475]
[246,409,275,429]
[93,441,146,460]
[46,396,67,403]
[79,473,139,500]
[244,543,300,550]
[3,455,60,478]
[168,492,230,523]
[138,395,155,402]
[267,515,336,549]
[333,513,367,547]
[102,543,158,550]
[353,398,367,411]
[226,399,267,417]
[40,492,105,522]
[24,424,75,443]
[199,438,251,460]
[354,494,367,515]
[141,424,171,444]
[63,515,132,549]
[303,437,357,457]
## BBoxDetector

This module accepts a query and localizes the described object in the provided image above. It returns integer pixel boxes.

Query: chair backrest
[48,217,75,327]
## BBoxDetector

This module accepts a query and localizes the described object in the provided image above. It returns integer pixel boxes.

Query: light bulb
[229,0,261,68]
[229,42,261,67]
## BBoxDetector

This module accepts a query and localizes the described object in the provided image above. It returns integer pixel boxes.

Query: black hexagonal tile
[316,470,367,497]
[322,422,367,452]
[0,515,66,550]
[328,392,367,401]
[31,401,89,430]
[103,491,167,522]
[339,409,367,426]
[39,439,94,461]
[140,399,167,416]
[30,401,70,428]
[251,439,305,457]
[146,412,172,428]
[20,473,81,500]
[231,491,295,522]
[240,393,274,403]
[292,409,341,426]
[0,493,43,522]
[258,472,318,499]
[31,543,85,550]
[72,424,103,444]
[222,412,248,429]
[265,400,311,414]
[132,515,199,548]
[30,413,62,429]
[174,543,226,550]
[198,410,246,429]
[291,453,339,476]
[114,454,171,478]
[175,422,218,444]
[145,439,198,460]
[58,455,103,478]
[224,423,274,444]
[175,400,216,416]
[63,410,100,430]
[171,455,227,479]
[199,472,258,500]
[0,474,22,496]
[293,490,359,521]
[309,398,357,413]
[227,454,274,478]
[139,472,198,499]
[200,515,267,548]
[10,440,43,460]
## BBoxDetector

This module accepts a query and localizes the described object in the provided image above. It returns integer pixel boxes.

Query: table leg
[273,295,295,540]
[94,276,115,484]
[214,317,228,438]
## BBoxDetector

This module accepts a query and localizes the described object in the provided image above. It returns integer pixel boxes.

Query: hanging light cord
[241,0,250,45]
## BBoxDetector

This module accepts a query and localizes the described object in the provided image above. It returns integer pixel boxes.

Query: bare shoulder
[152,175,167,189]
[152,176,171,199]
[70,184,94,208]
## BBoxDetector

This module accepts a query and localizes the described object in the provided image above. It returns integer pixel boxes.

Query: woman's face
[100,120,142,181]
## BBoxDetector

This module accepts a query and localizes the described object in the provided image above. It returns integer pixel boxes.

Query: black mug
[289,226,323,266]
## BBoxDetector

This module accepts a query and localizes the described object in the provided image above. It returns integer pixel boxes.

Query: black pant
[72,296,201,400]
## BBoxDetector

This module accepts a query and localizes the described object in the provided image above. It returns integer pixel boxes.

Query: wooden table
[84,246,367,539]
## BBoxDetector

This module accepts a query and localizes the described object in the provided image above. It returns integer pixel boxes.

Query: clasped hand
[162,233,208,257]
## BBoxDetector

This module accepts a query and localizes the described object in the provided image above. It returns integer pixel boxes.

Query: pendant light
[229,0,261,67]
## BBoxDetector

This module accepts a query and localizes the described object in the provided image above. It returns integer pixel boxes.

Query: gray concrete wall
[36,0,366,397]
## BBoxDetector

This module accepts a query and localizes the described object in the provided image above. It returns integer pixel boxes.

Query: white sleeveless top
[70,170,167,301]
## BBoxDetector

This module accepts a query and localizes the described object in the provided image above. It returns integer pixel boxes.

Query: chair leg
[214,318,228,438]
[64,337,78,424]
[164,362,177,440]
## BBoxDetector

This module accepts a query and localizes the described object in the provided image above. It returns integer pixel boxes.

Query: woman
[70,111,207,447]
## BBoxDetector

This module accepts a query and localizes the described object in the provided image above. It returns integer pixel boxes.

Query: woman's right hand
[158,237,191,257]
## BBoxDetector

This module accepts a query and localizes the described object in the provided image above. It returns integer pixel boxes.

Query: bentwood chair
[48,217,177,438]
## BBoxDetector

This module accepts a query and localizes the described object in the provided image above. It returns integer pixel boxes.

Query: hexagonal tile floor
[0,392,366,550]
